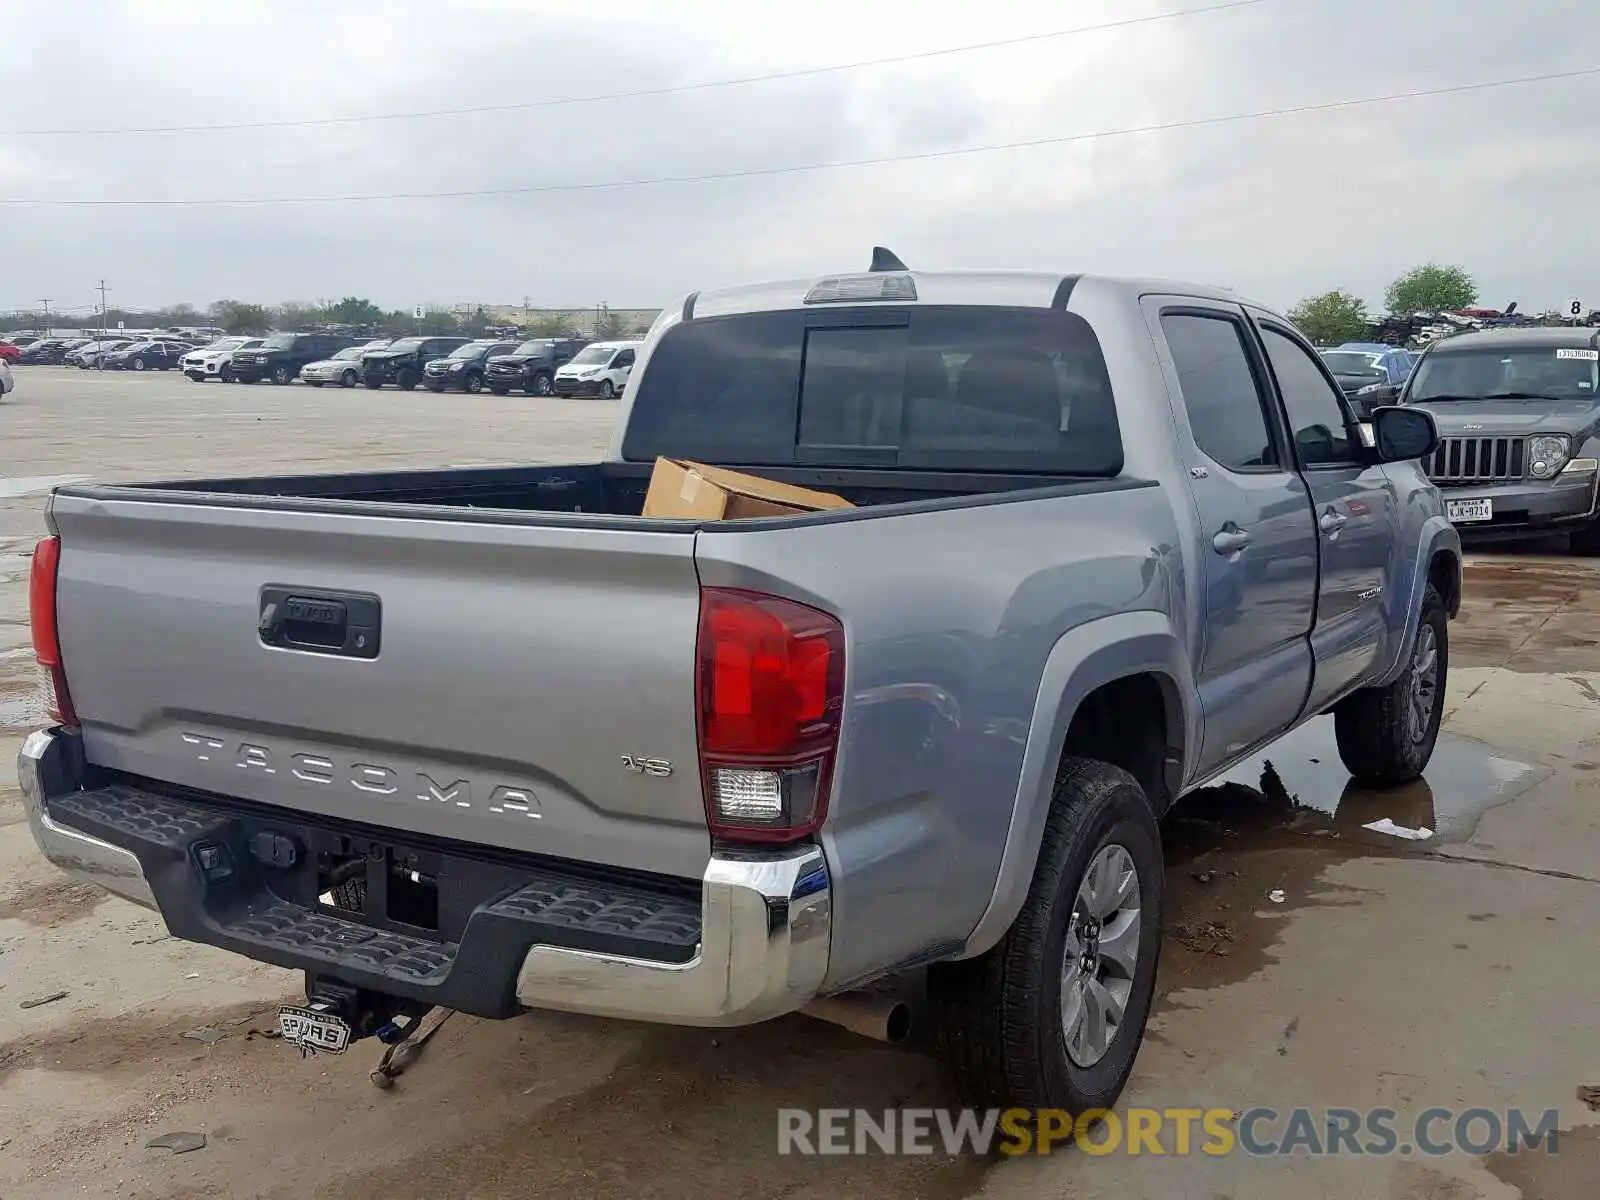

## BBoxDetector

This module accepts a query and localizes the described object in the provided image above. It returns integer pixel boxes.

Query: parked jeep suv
[362,336,471,391]
[484,338,587,396]
[231,333,357,385]
[1401,327,1600,548]
[422,339,522,394]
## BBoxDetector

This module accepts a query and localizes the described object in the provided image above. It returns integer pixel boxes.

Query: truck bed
[90,460,1093,526]
[46,459,1147,888]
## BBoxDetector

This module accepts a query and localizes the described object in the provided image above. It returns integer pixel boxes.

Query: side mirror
[1371,406,1438,462]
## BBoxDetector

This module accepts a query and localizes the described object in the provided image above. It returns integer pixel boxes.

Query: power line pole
[96,280,112,369]
[38,298,52,336]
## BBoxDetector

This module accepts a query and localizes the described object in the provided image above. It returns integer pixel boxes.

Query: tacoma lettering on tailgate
[180,733,543,819]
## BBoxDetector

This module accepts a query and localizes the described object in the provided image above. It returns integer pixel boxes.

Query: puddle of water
[0,474,88,500]
[1154,717,1540,997]
[1201,715,1537,847]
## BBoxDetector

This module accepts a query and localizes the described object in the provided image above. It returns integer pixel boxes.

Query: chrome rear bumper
[18,729,831,1027]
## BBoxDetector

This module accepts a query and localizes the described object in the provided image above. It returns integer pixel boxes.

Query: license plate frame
[277,1005,351,1055]
[1446,498,1493,523]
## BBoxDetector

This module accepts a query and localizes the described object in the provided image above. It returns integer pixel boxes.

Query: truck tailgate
[47,492,711,881]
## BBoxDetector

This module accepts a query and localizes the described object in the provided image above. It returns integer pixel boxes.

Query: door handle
[1319,507,1348,535]
[1212,523,1252,555]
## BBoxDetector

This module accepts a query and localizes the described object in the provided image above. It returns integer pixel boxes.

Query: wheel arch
[959,611,1196,959]
[1375,517,1462,686]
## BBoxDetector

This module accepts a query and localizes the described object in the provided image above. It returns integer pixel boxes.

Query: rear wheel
[928,758,1162,1112]
[1334,584,1447,786]
[271,363,293,385]
[131,357,146,371]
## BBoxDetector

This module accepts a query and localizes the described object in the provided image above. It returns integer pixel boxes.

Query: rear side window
[1160,313,1278,471]
[622,306,1120,474]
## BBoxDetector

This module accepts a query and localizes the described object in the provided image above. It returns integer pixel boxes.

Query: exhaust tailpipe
[801,991,912,1044]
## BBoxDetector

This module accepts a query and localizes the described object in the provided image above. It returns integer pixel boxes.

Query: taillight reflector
[696,588,844,844]
[29,536,77,727]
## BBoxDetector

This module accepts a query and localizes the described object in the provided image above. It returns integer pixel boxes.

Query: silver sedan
[299,341,389,388]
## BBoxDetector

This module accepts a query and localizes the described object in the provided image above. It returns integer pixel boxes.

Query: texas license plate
[277,1005,351,1054]
[1446,498,1492,523]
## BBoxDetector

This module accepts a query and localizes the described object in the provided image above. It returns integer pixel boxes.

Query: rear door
[1248,311,1398,710]
[1144,298,1320,775]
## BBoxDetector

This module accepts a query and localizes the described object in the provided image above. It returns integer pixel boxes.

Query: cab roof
[689,270,1267,319]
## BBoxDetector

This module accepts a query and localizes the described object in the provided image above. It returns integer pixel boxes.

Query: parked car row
[1,330,646,398]
[2,334,212,368]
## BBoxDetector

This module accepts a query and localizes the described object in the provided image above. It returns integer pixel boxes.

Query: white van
[552,340,641,399]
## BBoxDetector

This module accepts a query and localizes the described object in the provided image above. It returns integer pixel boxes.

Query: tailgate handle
[259,586,381,659]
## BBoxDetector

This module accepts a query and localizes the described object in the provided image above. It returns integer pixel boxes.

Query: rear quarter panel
[695,483,1189,991]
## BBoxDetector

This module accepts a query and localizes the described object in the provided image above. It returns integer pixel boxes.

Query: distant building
[450,304,661,338]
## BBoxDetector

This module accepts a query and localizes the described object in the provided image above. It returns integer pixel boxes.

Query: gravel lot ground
[1,368,1597,1199]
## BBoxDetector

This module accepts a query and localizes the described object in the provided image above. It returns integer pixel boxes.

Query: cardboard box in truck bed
[642,458,854,520]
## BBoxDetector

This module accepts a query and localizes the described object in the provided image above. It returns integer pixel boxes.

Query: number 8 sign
[1573,301,1583,317]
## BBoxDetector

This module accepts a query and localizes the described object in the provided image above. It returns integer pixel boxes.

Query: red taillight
[696,588,844,844]
[29,536,77,727]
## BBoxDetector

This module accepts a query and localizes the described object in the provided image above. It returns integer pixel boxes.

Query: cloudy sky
[1,0,1595,320]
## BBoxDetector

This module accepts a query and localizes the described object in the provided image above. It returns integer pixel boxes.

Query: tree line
[1287,264,1482,346]
[0,296,634,340]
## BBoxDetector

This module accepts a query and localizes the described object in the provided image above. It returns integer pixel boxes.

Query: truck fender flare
[1374,516,1461,687]
[959,610,1196,959]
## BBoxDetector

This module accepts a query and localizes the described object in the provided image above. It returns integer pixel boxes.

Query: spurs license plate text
[1446,498,1492,523]
[277,1005,350,1054]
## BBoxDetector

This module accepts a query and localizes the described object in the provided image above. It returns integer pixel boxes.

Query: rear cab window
[622,306,1121,475]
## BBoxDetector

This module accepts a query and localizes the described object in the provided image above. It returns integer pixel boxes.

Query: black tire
[464,371,485,394]
[220,365,234,383]
[928,758,1163,1113]
[363,376,384,390]
[489,384,509,396]
[395,367,420,391]
[529,371,553,397]
[1334,584,1447,786]
[597,379,615,400]
[271,364,293,385]
[131,357,146,371]
[340,369,358,389]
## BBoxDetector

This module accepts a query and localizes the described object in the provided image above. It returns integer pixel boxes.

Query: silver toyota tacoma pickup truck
[20,254,1459,1115]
